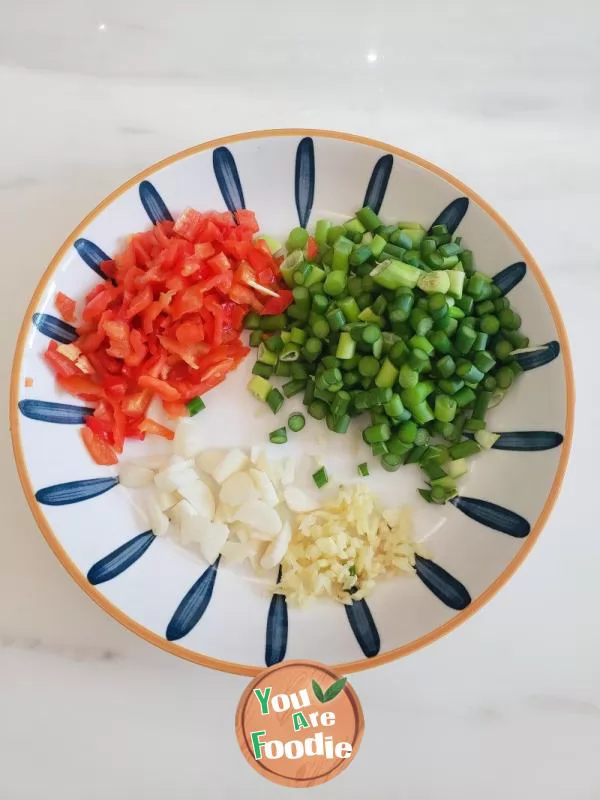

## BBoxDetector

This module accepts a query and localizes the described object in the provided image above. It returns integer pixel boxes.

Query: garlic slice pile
[118,420,317,571]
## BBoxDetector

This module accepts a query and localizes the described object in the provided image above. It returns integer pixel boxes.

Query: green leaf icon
[323,677,347,703]
[312,679,325,703]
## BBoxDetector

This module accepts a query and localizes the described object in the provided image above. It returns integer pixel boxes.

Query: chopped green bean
[356,206,382,231]
[247,212,529,505]
[288,413,306,432]
[269,427,288,445]
[282,379,307,398]
[266,388,284,414]
[312,467,329,488]
[449,439,481,459]
[186,396,206,416]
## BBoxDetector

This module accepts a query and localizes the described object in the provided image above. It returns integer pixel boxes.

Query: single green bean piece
[244,311,261,330]
[260,314,287,331]
[252,362,273,379]
[409,308,433,336]
[371,441,388,457]
[288,413,306,432]
[389,340,408,367]
[287,226,309,251]
[374,358,398,388]
[338,296,360,322]
[439,377,464,395]
[307,313,329,340]
[436,354,456,378]
[269,427,288,445]
[384,393,404,418]
[249,330,263,347]
[407,348,430,372]
[282,379,307,398]
[472,332,489,352]
[398,364,419,389]
[401,380,435,408]
[266,388,284,414]
[449,439,481,459]
[480,314,500,335]
[456,360,485,383]
[455,324,477,355]
[336,331,356,360]
[435,394,458,423]
[454,386,476,408]
[410,401,434,425]
[474,350,496,373]
[494,339,514,361]
[495,366,514,389]
[324,270,347,297]
[358,356,380,378]
[363,423,391,444]
[356,206,382,231]
[381,453,403,472]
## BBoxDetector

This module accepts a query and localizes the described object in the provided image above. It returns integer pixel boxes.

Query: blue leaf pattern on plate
[363,154,393,214]
[491,431,564,451]
[32,313,76,344]
[451,496,531,537]
[19,399,93,425]
[345,599,380,658]
[294,137,315,228]
[265,567,288,666]
[213,147,246,214]
[514,341,560,371]
[429,197,469,234]
[87,531,155,586]
[74,238,110,278]
[139,180,173,224]
[166,558,220,642]
[415,555,471,610]
[492,262,526,295]
[35,477,118,506]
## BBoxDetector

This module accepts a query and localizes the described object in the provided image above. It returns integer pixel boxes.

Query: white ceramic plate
[11,130,574,675]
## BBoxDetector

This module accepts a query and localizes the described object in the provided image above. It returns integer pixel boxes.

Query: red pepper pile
[44,208,289,465]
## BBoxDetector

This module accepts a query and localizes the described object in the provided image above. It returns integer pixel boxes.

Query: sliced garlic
[200,520,229,564]
[221,540,250,564]
[283,487,320,513]
[214,503,237,524]
[154,463,198,493]
[145,496,170,537]
[118,463,155,488]
[195,449,225,475]
[233,500,282,537]
[170,498,198,527]
[177,479,215,520]
[213,449,248,484]
[157,491,178,511]
[249,468,279,507]
[261,522,291,570]
[219,472,257,507]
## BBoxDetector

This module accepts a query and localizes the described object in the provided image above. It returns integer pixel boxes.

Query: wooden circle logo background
[235,660,364,787]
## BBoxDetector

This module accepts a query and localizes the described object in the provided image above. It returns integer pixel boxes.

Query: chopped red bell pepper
[55,292,77,323]
[43,206,282,462]
[260,289,294,316]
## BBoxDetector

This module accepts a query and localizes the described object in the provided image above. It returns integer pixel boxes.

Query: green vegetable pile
[245,206,530,504]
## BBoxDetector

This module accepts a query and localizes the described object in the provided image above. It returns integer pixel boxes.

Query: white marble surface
[1,1,598,796]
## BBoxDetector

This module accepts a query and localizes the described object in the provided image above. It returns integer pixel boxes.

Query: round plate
[10,129,574,675]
